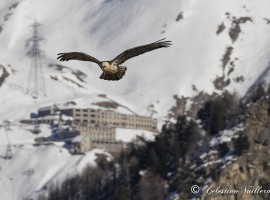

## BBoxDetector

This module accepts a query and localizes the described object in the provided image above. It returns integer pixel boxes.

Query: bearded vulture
[57,38,172,81]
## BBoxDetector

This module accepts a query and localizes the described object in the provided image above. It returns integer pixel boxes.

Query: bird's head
[101,61,110,70]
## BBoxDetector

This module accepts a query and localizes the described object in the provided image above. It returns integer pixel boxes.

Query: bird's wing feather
[57,52,101,65]
[111,38,172,65]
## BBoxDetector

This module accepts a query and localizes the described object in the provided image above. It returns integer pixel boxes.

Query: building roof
[115,128,157,143]
[71,135,87,143]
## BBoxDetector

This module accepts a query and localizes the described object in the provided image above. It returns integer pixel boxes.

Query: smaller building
[55,128,79,140]
[91,140,123,153]
[72,125,120,154]
[37,104,60,117]
[71,135,123,154]
[71,135,91,154]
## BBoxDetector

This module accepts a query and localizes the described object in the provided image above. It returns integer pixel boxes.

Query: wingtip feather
[155,38,172,47]
[56,54,66,61]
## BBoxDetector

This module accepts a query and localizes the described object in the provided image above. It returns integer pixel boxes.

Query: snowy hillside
[0,123,114,200]
[0,0,270,199]
[0,0,269,119]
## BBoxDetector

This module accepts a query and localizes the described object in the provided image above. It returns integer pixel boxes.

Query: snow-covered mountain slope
[0,124,114,200]
[0,0,270,120]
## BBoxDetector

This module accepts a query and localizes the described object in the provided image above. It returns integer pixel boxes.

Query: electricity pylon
[26,20,46,99]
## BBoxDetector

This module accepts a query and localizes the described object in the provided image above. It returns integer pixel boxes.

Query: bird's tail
[100,66,127,81]
[117,66,127,78]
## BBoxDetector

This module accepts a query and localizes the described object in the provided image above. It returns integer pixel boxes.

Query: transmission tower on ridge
[1,120,13,159]
[26,20,46,99]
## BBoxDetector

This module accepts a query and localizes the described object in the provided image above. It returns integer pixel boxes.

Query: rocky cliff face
[202,97,270,200]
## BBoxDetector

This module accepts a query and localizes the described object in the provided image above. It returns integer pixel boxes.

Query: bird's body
[101,61,118,74]
[57,38,171,81]
[100,61,127,80]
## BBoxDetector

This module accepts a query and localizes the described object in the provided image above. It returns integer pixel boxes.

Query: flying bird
[57,38,172,81]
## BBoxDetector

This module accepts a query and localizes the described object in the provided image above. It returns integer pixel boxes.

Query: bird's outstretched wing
[111,38,172,65]
[57,52,101,65]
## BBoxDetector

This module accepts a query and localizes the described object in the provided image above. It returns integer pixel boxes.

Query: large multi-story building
[72,108,157,131]
[37,106,157,132]
[36,105,158,153]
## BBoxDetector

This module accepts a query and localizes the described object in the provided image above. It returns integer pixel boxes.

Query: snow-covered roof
[115,128,157,143]
[36,114,73,121]
[71,135,86,143]
[39,94,137,116]
[37,106,52,112]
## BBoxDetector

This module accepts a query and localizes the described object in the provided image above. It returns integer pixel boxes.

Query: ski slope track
[0,0,270,199]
